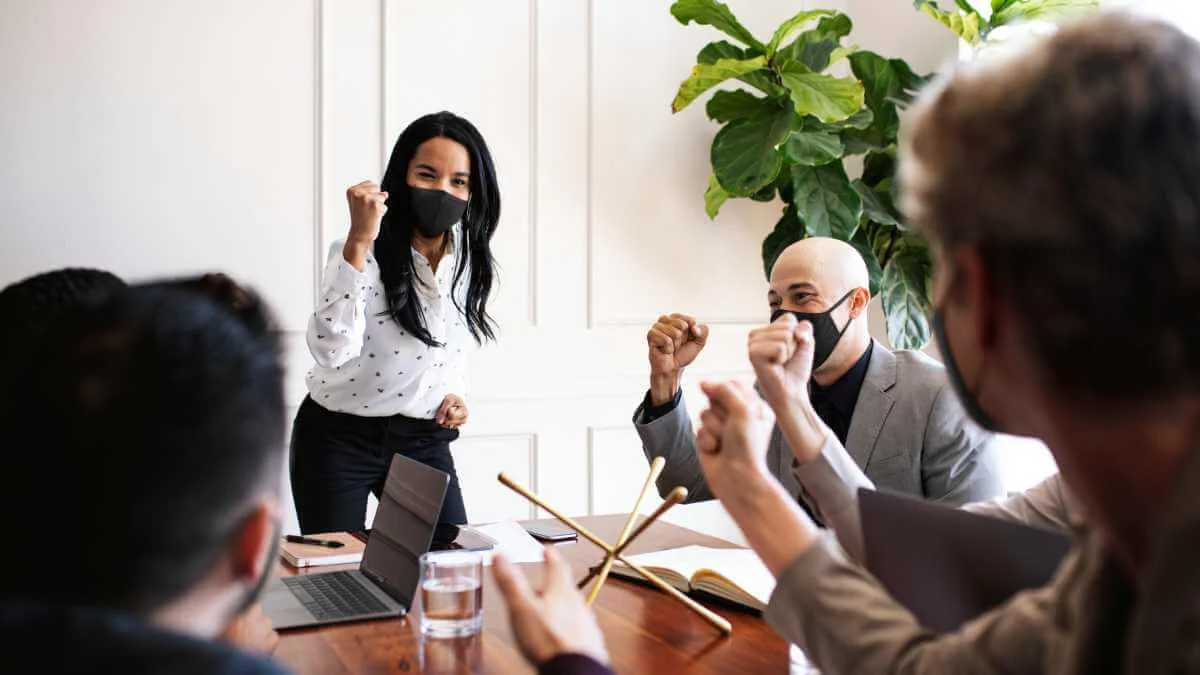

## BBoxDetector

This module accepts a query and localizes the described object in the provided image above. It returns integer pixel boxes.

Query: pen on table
[285,535,345,549]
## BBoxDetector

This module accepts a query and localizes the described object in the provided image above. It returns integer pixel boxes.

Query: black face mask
[409,187,467,238]
[770,290,854,370]
[932,305,999,432]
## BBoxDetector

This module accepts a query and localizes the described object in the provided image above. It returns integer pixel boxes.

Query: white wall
[3,0,1100,540]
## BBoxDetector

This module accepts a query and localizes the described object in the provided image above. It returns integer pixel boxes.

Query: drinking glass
[418,550,484,638]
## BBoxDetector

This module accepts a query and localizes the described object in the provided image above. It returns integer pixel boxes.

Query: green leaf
[831,108,874,130]
[762,206,804,279]
[791,163,862,239]
[706,89,772,122]
[699,41,784,96]
[751,184,776,202]
[699,40,746,64]
[861,149,896,187]
[850,228,884,296]
[784,131,844,166]
[992,0,1098,26]
[828,45,859,65]
[881,239,933,349]
[852,179,900,227]
[991,0,1020,12]
[849,51,925,142]
[671,0,766,52]
[711,106,792,196]
[673,56,769,113]
[842,127,888,155]
[704,174,730,219]
[777,60,864,123]
[913,0,983,45]
[780,14,853,73]
[766,9,832,57]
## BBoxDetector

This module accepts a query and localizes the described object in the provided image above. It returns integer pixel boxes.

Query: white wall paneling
[0,0,318,332]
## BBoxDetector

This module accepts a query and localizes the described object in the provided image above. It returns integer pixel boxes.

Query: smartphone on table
[523,522,578,543]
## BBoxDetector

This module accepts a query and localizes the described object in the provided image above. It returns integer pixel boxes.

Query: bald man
[633,237,1002,510]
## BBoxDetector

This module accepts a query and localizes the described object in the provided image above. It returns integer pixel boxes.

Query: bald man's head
[768,237,873,381]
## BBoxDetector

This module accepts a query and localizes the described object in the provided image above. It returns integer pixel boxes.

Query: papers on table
[466,521,549,565]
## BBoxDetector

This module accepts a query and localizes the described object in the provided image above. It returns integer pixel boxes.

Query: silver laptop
[264,454,449,630]
[859,487,1072,633]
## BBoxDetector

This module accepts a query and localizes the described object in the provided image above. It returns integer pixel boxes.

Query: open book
[610,545,774,611]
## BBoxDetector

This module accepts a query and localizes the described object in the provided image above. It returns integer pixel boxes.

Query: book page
[617,545,714,580]
[617,546,774,611]
[690,548,774,608]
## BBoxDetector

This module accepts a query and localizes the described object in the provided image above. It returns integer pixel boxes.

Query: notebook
[610,545,774,611]
[279,532,366,568]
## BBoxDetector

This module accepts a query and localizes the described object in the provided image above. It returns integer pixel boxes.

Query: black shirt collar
[811,340,873,414]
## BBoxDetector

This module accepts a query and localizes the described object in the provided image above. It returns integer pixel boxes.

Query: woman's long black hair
[376,112,499,347]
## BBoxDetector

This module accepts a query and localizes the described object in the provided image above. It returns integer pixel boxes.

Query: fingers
[792,320,815,349]
[700,380,750,420]
[655,315,689,350]
[541,546,576,594]
[651,314,708,351]
[772,312,799,328]
[647,327,675,354]
[699,407,725,435]
[437,398,467,428]
[492,553,537,614]
[444,406,468,428]
[748,322,800,365]
[347,181,388,203]
[696,426,720,454]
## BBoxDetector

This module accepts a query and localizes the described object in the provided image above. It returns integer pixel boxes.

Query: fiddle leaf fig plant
[913,0,1098,47]
[670,0,935,349]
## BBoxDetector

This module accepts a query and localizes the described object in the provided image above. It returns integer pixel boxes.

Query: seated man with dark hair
[0,267,126,357]
[0,282,288,673]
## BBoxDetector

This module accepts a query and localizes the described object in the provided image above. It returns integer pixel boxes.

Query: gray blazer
[633,341,1003,507]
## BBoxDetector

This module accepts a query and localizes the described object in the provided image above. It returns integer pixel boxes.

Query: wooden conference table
[274,515,789,674]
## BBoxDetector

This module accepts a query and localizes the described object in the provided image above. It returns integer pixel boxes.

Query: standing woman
[292,111,499,540]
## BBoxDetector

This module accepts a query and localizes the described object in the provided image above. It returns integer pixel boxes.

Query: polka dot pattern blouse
[304,231,471,418]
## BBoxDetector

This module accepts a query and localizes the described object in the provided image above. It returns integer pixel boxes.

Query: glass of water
[419,550,484,638]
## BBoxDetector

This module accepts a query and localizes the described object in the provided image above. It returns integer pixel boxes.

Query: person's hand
[748,314,815,412]
[343,180,388,270]
[221,602,279,655]
[492,548,610,668]
[436,394,468,429]
[647,313,710,406]
[694,380,776,499]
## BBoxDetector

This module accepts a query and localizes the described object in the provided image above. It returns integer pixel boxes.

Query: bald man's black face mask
[770,290,854,370]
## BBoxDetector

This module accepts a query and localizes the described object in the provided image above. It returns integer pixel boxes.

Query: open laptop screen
[359,454,449,609]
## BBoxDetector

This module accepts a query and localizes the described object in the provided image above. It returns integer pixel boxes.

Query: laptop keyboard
[282,571,391,621]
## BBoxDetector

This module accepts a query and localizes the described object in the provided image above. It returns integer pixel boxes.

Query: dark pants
[290,396,468,534]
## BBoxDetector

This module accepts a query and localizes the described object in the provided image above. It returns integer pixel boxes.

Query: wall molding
[526,0,540,328]
[585,424,630,516]
[455,431,539,519]
[312,0,324,307]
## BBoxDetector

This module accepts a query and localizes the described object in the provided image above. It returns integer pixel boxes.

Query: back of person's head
[0,282,285,615]
[0,267,126,356]
[902,14,1200,402]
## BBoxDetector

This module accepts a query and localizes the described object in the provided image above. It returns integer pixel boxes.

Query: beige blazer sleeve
[764,534,1071,674]
[963,473,1078,531]
[792,436,1076,562]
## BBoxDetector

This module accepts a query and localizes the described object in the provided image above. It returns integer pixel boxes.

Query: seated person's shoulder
[885,346,948,403]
